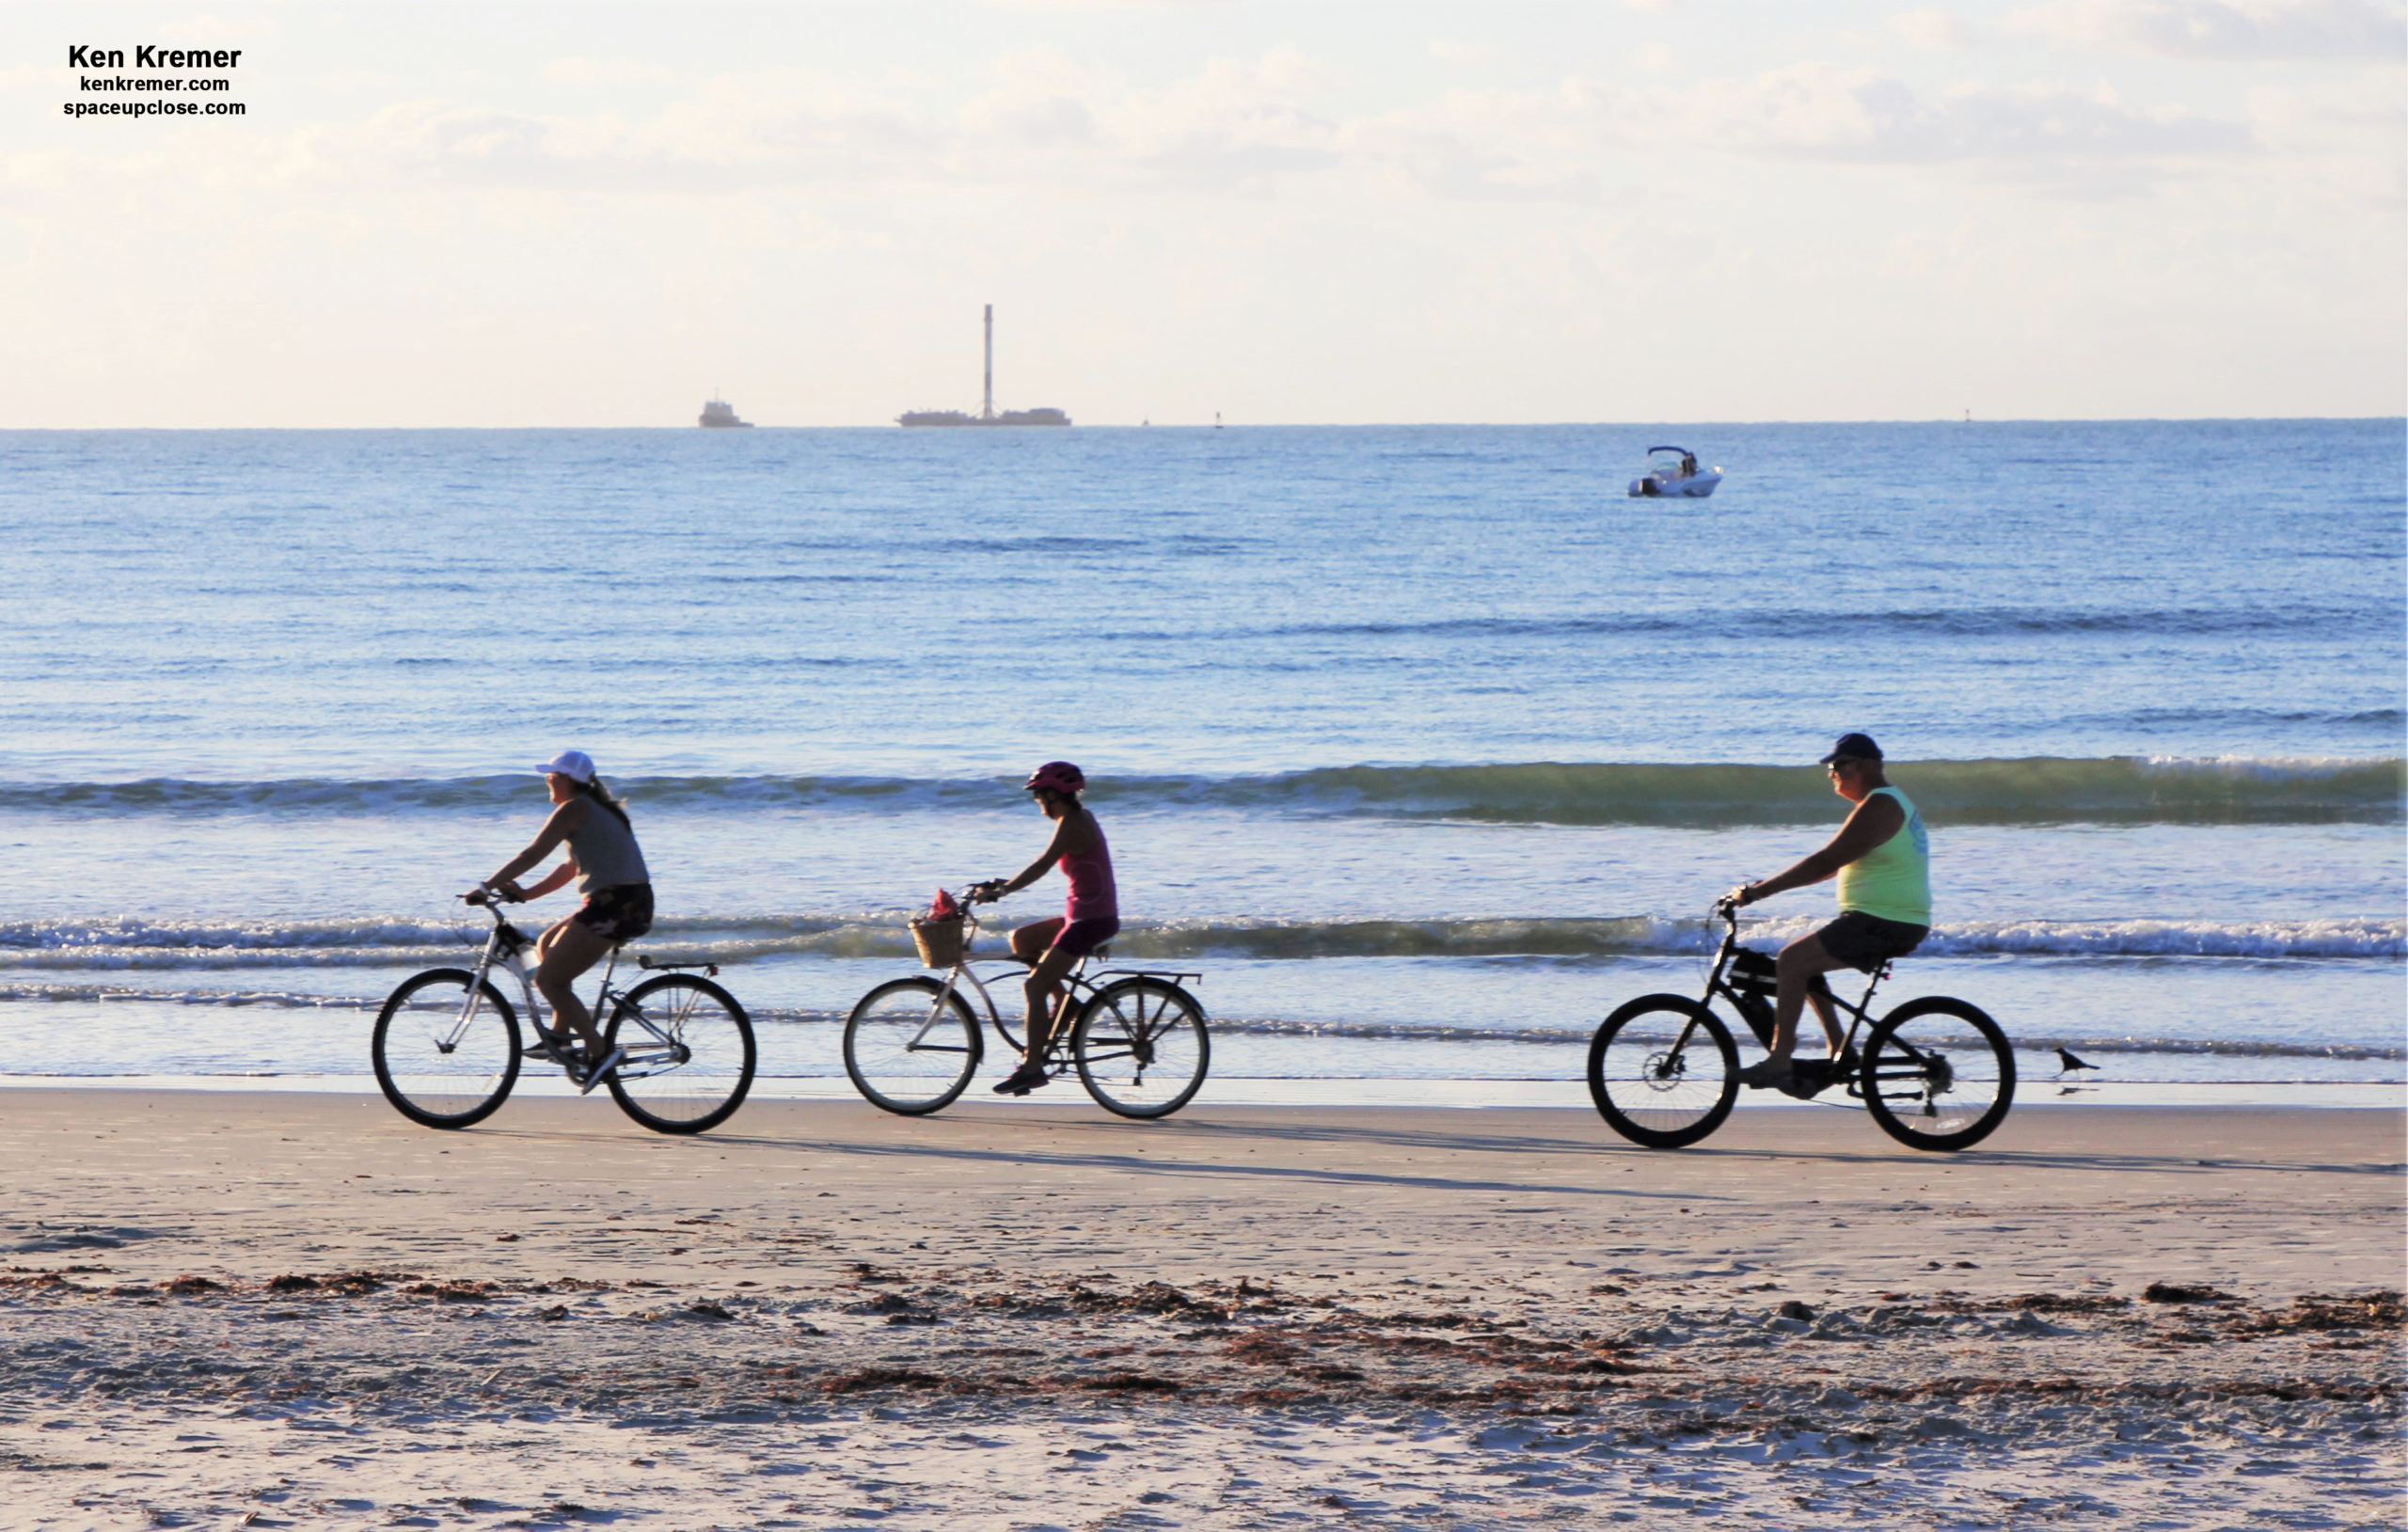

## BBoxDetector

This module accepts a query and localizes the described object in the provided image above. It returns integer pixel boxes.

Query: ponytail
[578,776,632,829]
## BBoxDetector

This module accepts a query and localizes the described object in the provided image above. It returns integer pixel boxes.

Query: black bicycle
[1587,900,2014,1152]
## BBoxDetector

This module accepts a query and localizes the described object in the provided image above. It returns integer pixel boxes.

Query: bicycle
[371,888,756,1135]
[842,887,1210,1119]
[1586,900,2015,1152]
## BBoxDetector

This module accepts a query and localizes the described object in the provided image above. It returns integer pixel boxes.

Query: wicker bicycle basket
[910,914,966,969]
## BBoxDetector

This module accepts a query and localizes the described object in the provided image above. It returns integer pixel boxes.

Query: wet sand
[3,1091,2400,1528]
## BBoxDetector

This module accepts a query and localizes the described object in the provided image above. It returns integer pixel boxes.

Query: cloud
[965,47,1107,148]
[5,45,2283,210]
[2245,66,2406,193]
[1656,60,2254,185]
[1427,39,1506,66]
[1340,85,1605,201]
[1106,49,1346,193]
[1891,8,1986,48]
[2004,0,2408,59]
[977,0,1232,9]
[1671,62,2256,173]
[543,56,674,87]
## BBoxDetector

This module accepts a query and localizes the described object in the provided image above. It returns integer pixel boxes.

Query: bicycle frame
[1699,906,1891,1091]
[448,898,693,1080]
[919,896,1199,1064]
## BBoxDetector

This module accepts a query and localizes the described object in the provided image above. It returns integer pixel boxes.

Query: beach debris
[2234,1291,2403,1334]
[1225,1334,1303,1366]
[820,1366,955,1394]
[2144,1282,2238,1304]
[842,1291,922,1317]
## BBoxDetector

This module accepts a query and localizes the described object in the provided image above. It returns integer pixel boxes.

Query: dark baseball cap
[1819,733,1883,765]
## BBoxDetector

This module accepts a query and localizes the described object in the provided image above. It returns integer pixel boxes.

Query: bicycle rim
[371,969,520,1129]
[1073,980,1209,1119]
[1862,997,2016,1152]
[844,979,981,1115]
[604,974,756,1134]
[1587,997,1737,1149]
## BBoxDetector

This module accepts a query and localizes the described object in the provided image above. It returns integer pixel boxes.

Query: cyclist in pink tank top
[969,761,1120,1097]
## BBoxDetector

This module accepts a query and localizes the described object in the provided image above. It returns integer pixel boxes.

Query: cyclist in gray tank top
[477,750,656,1085]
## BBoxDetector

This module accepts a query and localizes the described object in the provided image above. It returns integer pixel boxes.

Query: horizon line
[2,416,2402,432]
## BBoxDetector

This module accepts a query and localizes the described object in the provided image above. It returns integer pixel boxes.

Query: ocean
[2,420,2400,1102]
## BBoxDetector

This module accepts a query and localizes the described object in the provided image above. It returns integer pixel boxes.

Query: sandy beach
[2,1091,2400,1529]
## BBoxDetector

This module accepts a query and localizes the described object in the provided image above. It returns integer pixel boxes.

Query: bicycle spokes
[1072,979,1210,1120]
[1861,999,2014,1150]
[615,989,705,1075]
[446,987,499,1052]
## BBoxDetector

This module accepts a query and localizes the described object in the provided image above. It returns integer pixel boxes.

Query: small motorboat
[1628,446,1721,498]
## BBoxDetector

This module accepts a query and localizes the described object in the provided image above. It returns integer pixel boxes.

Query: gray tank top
[566,798,649,894]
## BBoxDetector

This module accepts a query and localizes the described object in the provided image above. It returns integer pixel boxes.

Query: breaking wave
[0,911,2396,969]
[0,755,2396,827]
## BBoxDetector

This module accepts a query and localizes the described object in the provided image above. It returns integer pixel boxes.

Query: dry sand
[2,1090,2400,1529]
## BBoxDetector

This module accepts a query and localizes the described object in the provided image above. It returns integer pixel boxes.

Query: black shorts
[1817,910,1927,972]
[1051,917,1120,959]
[575,883,655,942]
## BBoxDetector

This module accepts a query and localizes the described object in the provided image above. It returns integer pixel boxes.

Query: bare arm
[486,799,589,898]
[990,811,1098,899]
[1740,794,1904,905]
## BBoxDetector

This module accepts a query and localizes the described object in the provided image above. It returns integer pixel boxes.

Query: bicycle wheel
[1861,996,2016,1152]
[1071,978,1210,1119]
[1586,996,1738,1149]
[371,968,521,1129]
[602,973,756,1135]
[843,977,982,1116]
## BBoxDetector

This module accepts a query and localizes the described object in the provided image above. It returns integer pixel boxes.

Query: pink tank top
[1059,816,1117,923]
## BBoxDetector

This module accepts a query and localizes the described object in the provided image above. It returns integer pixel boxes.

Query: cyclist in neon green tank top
[1727,733,1931,1090]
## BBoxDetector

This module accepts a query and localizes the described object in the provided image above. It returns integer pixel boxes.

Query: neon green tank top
[1836,786,1930,926]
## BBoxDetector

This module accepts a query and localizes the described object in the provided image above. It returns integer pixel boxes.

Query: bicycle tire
[602,973,756,1135]
[1071,977,1210,1119]
[1860,995,2016,1152]
[843,977,982,1116]
[371,968,522,1129]
[1586,995,1738,1149]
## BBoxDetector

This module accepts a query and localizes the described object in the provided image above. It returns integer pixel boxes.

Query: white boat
[1628,445,1721,498]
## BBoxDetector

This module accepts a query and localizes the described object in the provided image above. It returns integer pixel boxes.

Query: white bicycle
[842,887,1210,1119]
[371,889,755,1134]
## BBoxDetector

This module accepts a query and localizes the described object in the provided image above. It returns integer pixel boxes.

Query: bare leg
[1022,949,1081,1060]
[534,917,612,1052]
[1009,918,1064,968]
[1771,933,1859,1064]
[1007,918,1081,1064]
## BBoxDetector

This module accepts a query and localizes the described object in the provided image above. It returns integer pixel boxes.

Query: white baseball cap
[536,750,596,783]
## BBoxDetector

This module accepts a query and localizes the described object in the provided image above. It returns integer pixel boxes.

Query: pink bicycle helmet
[1023,760,1086,795]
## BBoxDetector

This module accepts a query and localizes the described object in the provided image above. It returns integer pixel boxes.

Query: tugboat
[1627,445,1721,498]
[699,398,752,428]
[898,305,1070,427]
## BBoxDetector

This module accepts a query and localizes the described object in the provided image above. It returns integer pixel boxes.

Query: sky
[4,0,2402,426]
